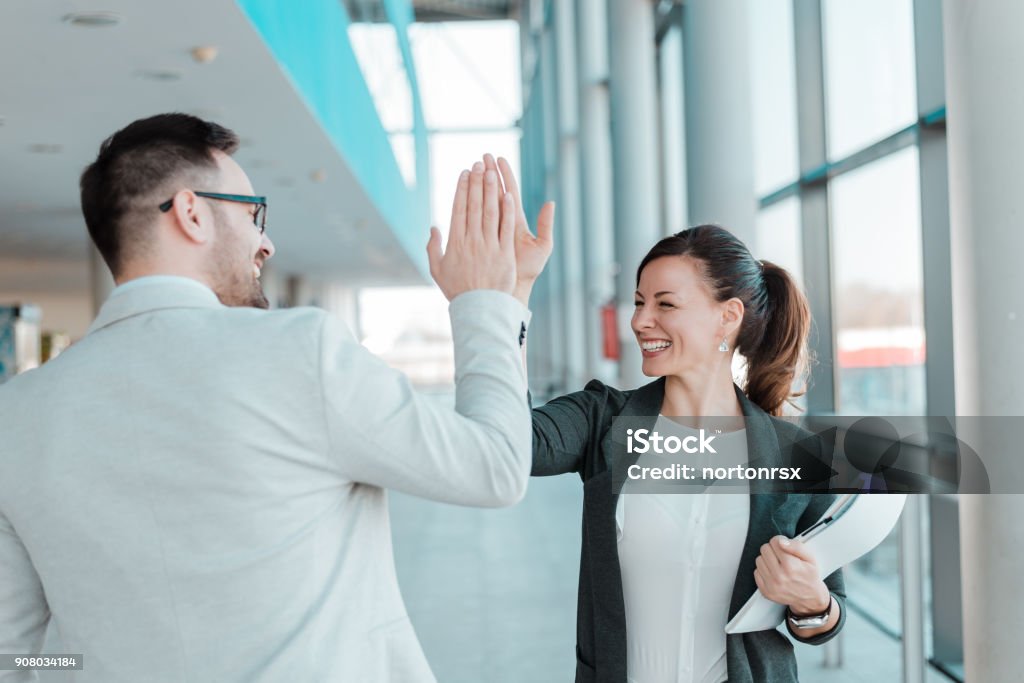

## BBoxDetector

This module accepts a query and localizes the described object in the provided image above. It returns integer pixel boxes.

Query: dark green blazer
[531,378,847,683]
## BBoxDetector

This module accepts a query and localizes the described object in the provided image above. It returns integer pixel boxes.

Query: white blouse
[616,417,751,683]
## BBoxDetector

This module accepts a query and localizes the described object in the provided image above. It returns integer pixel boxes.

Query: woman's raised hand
[427,160,517,301]
[486,154,555,307]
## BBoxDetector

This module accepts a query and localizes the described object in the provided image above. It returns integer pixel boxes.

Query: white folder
[724,493,908,634]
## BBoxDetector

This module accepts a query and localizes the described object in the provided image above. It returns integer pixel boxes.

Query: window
[822,0,918,160]
[755,197,803,287]
[750,0,799,195]
[831,146,926,415]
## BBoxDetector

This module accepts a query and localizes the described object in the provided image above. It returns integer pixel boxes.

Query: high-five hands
[485,155,555,307]
[428,155,555,306]
[427,161,516,301]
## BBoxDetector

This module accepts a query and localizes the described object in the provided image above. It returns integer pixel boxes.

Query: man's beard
[214,272,269,309]
[208,230,270,308]
[233,285,269,309]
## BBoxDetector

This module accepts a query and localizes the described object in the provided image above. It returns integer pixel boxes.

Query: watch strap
[787,596,832,629]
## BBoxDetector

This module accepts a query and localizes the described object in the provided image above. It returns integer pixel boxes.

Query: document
[724,493,908,634]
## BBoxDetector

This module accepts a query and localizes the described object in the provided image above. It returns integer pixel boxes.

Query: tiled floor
[391,475,953,683]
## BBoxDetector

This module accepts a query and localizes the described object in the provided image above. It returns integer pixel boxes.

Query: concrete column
[943,2,1024,681]
[792,0,837,414]
[576,0,618,385]
[898,495,927,683]
[659,21,688,237]
[683,0,757,248]
[88,244,114,316]
[912,0,959,676]
[540,24,567,392]
[553,0,587,391]
[608,0,661,389]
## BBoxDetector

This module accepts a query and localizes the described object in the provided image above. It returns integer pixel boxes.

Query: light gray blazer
[0,277,532,682]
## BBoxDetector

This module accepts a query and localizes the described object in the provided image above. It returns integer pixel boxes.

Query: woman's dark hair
[636,224,811,416]
[79,113,239,276]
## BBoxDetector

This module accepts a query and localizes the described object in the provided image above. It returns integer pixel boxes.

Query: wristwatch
[787,596,832,629]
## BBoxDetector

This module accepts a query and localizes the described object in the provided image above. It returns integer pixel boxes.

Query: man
[0,113,553,681]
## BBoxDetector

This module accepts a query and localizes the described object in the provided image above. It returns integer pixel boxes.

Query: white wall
[0,257,92,340]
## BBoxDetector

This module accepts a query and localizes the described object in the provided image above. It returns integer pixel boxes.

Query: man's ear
[169,189,213,245]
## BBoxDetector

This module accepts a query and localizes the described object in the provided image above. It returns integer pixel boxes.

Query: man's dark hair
[80,113,239,275]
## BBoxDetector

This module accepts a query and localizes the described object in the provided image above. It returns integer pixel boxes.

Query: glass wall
[822,0,918,160]
[358,20,523,389]
[755,196,803,287]
[831,147,926,416]
[745,0,958,679]
[749,0,799,197]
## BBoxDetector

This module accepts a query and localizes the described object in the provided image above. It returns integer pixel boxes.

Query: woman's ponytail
[743,260,811,416]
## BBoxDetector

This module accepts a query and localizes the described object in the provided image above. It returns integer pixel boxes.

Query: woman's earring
[718,337,729,353]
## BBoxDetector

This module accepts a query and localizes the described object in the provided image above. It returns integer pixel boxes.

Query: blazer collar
[87,276,224,336]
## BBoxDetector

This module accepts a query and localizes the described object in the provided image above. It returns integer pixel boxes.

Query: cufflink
[518,322,527,347]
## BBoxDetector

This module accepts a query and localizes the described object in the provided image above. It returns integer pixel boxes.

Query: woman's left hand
[753,535,831,615]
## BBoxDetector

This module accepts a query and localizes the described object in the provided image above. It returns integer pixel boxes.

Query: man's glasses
[159,192,268,234]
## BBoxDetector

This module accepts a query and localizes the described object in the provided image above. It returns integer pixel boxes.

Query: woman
[515,219,845,681]
[483,152,843,679]
[480,154,844,681]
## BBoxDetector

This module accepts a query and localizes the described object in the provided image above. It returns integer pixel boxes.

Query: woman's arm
[532,380,615,477]
[485,153,603,478]
[780,494,848,644]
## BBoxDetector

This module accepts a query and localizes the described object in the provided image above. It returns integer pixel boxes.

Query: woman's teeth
[640,341,671,352]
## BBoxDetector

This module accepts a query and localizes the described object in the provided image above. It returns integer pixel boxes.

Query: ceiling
[0,0,428,287]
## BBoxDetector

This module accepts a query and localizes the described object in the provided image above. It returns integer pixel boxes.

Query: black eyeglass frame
[159,191,268,234]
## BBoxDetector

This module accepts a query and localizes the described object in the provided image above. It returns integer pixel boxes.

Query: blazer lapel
[586,379,665,646]
[605,377,664,486]
[729,388,790,619]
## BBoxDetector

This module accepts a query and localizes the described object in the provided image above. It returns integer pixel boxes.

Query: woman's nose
[632,305,655,330]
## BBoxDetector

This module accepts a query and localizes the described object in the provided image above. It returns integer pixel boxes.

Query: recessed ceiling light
[311,169,327,183]
[29,143,62,154]
[137,69,183,82]
[63,11,123,28]
[191,46,219,64]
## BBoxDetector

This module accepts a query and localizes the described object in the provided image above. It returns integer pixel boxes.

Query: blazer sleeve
[318,290,533,508]
[0,508,49,680]
[531,379,616,477]
[787,493,848,645]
